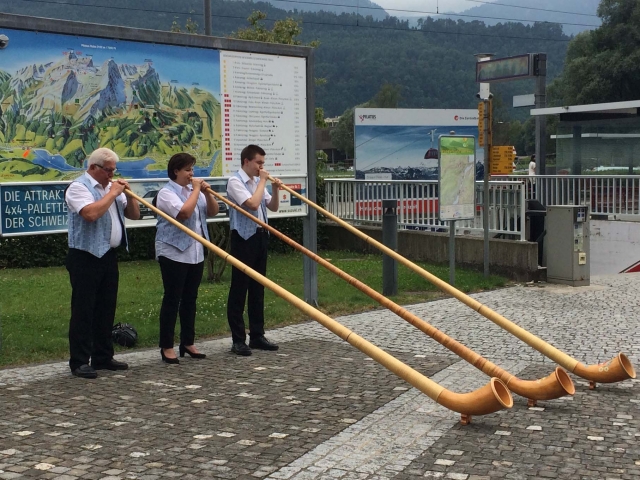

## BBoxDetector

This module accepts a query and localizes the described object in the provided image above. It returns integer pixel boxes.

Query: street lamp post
[475,53,494,278]
[204,0,212,35]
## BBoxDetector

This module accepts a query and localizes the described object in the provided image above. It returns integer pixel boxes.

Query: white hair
[86,148,119,167]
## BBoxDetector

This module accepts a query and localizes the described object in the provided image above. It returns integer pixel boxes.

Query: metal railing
[324,179,526,240]
[499,175,640,217]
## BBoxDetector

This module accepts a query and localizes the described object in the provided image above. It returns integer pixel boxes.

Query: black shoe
[179,344,206,359]
[71,364,97,379]
[231,342,252,356]
[92,359,129,371]
[249,335,279,351]
[160,349,180,364]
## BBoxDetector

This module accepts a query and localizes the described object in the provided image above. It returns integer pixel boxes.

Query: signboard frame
[0,13,316,238]
[437,135,477,221]
[475,53,533,83]
[0,176,308,237]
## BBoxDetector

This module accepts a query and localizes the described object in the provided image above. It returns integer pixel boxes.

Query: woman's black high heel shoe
[161,349,180,364]
[179,344,206,359]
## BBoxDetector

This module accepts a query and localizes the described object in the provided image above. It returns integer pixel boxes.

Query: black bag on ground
[112,322,138,347]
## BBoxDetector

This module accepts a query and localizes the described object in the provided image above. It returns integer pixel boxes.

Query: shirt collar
[237,168,254,185]
[168,179,192,192]
[84,171,105,190]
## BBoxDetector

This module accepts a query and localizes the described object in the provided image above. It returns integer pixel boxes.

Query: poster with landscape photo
[354,108,481,181]
[0,28,222,182]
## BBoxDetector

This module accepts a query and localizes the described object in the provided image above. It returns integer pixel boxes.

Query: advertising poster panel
[0,177,307,236]
[353,108,479,216]
[0,27,308,235]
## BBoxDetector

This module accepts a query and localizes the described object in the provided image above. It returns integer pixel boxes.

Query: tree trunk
[205,222,230,283]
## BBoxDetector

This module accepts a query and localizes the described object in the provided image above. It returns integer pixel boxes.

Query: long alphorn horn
[206,186,574,404]
[126,189,513,423]
[271,178,636,388]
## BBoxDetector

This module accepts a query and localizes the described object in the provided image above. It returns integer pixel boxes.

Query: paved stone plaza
[0,273,639,479]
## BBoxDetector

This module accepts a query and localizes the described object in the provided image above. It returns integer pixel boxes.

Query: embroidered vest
[67,173,127,258]
[229,171,268,240]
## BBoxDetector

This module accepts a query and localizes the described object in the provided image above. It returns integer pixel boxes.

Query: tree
[553,0,640,105]
[315,107,327,128]
[171,15,199,34]
[372,83,402,108]
[331,107,355,158]
[231,11,319,47]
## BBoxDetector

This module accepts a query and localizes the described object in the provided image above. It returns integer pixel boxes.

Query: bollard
[382,199,398,296]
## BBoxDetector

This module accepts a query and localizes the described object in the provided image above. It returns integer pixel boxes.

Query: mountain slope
[224,0,387,20]
[447,0,601,36]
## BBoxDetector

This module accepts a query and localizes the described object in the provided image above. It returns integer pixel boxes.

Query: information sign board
[477,101,492,147]
[490,146,516,175]
[476,54,532,83]
[438,136,476,221]
[0,20,309,236]
[0,177,308,236]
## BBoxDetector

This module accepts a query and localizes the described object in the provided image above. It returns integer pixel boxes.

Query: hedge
[0,177,327,268]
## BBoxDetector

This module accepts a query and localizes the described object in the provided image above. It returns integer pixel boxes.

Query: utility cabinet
[544,205,590,286]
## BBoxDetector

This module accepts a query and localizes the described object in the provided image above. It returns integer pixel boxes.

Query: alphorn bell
[271,178,637,389]
[206,186,575,405]
[126,189,513,424]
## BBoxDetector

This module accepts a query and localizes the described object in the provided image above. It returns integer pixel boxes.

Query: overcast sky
[372,0,490,16]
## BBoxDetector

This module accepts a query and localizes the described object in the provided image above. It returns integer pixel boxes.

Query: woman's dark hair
[167,153,196,180]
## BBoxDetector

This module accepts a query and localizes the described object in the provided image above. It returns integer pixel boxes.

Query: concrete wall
[322,223,540,281]
[591,220,640,274]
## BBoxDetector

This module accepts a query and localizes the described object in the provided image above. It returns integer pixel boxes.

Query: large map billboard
[0,26,309,235]
[354,108,480,181]
[0,29,224,181]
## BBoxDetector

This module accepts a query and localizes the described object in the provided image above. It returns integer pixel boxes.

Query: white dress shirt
[155,180,205,264]
[227,169,272,222]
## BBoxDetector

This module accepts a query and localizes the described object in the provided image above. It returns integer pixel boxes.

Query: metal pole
[303,49,318,306]
[483,98,490,277]
[204,0,212,35]
[475,53,493,278]
[535,54,547,177]
[382,199,398,296]
[449,220,456,285]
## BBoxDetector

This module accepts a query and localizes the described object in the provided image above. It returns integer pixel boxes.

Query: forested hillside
[226,0,387,20]
[448,0,600,36]
[0,0,570,116]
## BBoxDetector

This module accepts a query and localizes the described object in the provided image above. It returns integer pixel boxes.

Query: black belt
[256,227,266,233]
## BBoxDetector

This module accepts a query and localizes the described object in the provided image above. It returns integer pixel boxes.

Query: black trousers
[158,256,204,349]
[227,229,268,343]
[66,248,118,371]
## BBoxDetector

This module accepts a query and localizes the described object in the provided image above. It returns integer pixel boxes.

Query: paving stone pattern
[1,273,639,479]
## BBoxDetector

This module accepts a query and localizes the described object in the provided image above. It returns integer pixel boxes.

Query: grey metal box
[544,205,590,286]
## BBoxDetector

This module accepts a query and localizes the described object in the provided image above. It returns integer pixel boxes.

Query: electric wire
[1,0,578,42]
[265,0,600,27]
[3,0,601,28]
